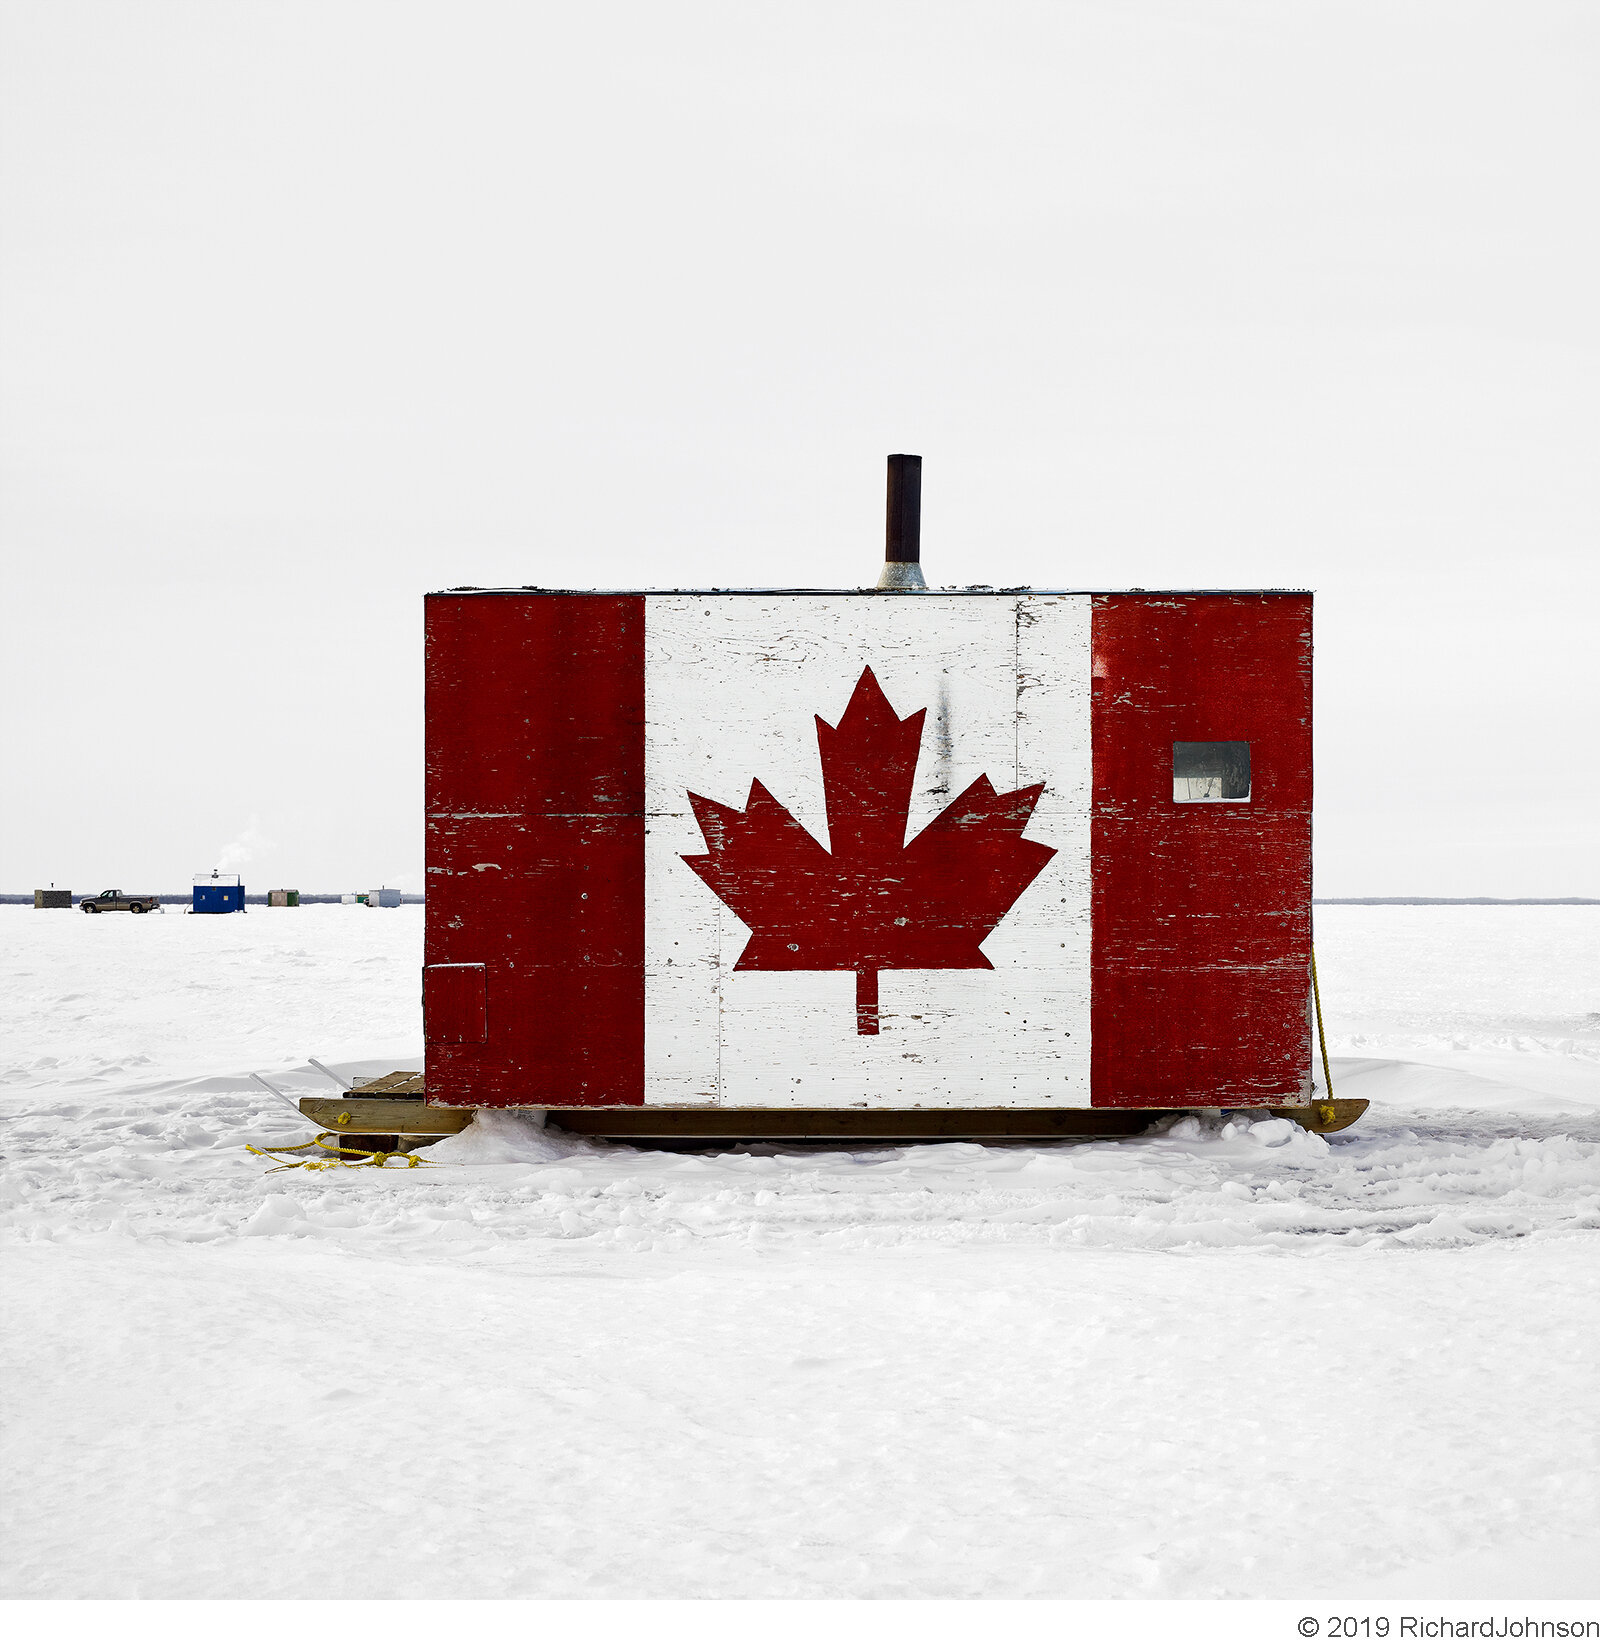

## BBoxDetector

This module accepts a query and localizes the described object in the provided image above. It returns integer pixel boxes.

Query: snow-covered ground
[1,904,1596,1599]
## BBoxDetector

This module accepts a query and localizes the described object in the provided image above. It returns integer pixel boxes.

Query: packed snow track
[2,905,1596,1598]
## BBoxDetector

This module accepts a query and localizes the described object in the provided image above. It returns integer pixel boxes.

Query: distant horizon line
[3,893,1595,907]
[2,892,426,906]
[1311,896,1598,906]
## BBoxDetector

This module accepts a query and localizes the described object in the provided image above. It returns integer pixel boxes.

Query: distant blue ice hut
[193,871,245,913]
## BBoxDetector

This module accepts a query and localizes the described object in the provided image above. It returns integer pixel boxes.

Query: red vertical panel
[423,963,487,1044]
[424,593,645,1108]
[1091,594,1313,1107]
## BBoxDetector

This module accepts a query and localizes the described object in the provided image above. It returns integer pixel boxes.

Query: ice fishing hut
[421,456,1332,1139]
[193,871,245,913]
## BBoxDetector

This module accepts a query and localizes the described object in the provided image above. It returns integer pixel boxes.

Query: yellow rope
[1310,944,1334,1106]
[244,1132,431,1173]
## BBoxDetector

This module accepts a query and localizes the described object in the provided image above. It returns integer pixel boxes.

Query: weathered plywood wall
[424,590,1312,1111]
[642,595,1091,1108]
[1091,593,1314,1106]
[425,594,646,1109]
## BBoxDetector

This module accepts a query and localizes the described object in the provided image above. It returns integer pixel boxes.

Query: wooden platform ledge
[298,1077,1368,1144]
[299,1071,470,1139]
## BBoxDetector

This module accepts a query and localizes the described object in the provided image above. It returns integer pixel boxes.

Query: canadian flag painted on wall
[680,664,1058,1038]
[424,590,1313,1111]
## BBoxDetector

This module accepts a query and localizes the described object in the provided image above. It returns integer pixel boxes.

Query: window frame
[1171,740,1251,804]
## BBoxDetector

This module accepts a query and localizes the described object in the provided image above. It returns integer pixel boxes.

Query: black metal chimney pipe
[879,454,926,589]
[886,454,921,562]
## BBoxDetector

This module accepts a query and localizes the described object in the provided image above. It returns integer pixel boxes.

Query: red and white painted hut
[422,458,1321,1141]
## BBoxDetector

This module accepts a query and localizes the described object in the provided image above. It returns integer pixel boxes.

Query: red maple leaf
[682,667,1057,1034]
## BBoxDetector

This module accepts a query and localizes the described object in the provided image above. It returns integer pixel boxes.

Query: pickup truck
[79,889,160,914]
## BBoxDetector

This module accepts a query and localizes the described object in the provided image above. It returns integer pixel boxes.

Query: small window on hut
[1172,741,1250,803]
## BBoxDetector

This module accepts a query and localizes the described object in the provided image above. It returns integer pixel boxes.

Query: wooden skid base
[299,1095,473,1136]
[549,1107,1168,1142]
[547,1099,1370,1142]
[1273,1098,1369,1134]
[298,1074,1370,1144]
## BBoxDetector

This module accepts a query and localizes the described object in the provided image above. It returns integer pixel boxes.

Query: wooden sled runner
[298,1071,470,1154]
[300,1074,1368,1149]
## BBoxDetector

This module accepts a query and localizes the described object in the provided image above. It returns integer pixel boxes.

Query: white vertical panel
[1015,590,1095,1033]
[643,594,1091,1107]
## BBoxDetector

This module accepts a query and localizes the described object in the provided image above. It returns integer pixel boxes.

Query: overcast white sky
[2,0,1595,897]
